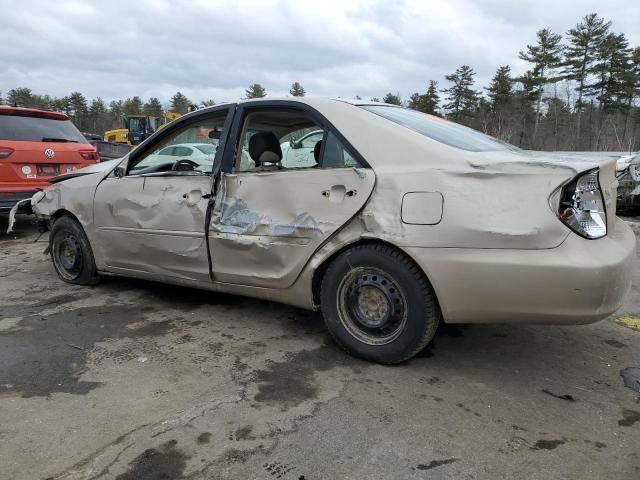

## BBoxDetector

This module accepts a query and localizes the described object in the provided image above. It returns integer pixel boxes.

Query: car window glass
[128,113,226,175]
[321,131,362,168]
[360,105,520,152]
[0,115,88,143]
[234,110,324,172]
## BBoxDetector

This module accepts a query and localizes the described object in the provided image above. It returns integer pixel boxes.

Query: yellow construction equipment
[104,111,185,146]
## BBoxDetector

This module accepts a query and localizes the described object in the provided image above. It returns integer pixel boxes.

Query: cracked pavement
[1,215,639,480]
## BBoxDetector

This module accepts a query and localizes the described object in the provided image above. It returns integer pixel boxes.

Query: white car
[131,142,218,173]
[279,129,323,168]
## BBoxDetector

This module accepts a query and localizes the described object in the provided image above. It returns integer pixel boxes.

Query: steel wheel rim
[52,230,83,281]
[336,267,407,346]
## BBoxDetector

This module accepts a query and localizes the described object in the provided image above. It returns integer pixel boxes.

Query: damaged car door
[209,104,375,288]
[93,107,233,280]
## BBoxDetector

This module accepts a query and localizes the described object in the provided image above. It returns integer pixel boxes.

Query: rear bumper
[405,218,636,325]
[0,191,36,212]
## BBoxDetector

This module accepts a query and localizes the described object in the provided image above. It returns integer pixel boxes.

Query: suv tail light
[79,149,100,162]
[557,168,607,239]
[0,147,14,159]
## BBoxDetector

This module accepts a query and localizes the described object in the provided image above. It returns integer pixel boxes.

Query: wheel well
[312,238,438,308]
[52,209,79,222]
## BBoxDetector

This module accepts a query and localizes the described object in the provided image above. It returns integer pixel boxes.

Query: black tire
[49,215,100,285]
[320,244,440,364]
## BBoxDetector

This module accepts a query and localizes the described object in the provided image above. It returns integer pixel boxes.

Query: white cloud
[0,0,638,103]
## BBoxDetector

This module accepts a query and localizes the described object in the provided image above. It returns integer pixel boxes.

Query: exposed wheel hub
[338,268,407,345]
[356,286,389,326]
[53,231,83,280]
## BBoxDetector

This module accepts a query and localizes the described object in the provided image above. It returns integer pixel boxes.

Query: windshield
[360,105,518,152]
[147,117,160,133]
[0,115,88,143]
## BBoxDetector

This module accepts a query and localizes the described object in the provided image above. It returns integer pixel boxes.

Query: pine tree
[518,28,564,136]
[88,98,108,134]
[442,65,480,122]
[200,99,216,107]
[7,88,33,107]
[563,14,611,111]
[108,100,125,129]
[67,92,88,130]
[52,96,71,116]
[587,32,632,112]
[486,66,514,111]
[289,82,306,97]
[170,91,192,114]
[409,81,440,114]
[408,93,421,110]
[123,96,144,115]
[245,84,266,99]
[382,92,402,105]
[143,97,163,117]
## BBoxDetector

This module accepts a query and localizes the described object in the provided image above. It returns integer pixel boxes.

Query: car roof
[0,105,70,121]
[184,97,399,116]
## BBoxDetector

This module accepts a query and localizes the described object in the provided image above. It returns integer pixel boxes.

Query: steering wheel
[172,159,200,171]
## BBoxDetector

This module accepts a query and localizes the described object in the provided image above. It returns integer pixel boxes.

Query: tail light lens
[79,149,100,162]
[0,147,14,159]
[557,168,607,239]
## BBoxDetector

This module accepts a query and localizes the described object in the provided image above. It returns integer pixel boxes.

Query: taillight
[0,147,14,159]
[79,150,100,163]
[556,168,607,239]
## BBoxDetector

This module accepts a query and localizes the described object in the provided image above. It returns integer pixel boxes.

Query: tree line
[1,13,638,151]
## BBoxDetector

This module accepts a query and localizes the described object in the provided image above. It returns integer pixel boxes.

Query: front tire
[320,244,440,364]
[50,215,100,285]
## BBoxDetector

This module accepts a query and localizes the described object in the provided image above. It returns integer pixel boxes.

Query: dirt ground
[1,214,639,480]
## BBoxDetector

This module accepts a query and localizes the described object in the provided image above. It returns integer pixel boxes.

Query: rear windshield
[360,105,519,152]
[0,115,88,143]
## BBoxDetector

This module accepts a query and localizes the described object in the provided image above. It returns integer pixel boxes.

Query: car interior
[127,118,225,175]
[236,110,323,172]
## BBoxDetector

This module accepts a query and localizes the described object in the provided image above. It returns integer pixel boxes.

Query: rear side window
[0,115,87,143]
[360,105,518,152]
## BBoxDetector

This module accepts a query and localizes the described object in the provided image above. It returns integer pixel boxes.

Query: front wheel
[320,244,440,364]
[50,215,100,285]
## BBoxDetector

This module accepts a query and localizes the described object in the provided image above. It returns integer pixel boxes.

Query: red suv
[0,106,99,211]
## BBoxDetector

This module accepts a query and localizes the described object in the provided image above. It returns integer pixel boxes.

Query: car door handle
[322,185,357,203]
[322,189,357,197]
[182,190,211,199]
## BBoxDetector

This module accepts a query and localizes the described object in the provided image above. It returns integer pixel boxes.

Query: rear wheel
[50,216,100,285]
[320,244,440,364]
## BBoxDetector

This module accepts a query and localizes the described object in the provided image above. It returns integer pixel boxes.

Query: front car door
[208,102,375,289]
[93,106,234,281]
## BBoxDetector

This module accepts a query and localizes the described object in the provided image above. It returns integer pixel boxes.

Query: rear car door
[93,106,234,281]
[208,102,375,288]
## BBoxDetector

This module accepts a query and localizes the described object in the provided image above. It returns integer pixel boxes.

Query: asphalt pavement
[1,214,639,480]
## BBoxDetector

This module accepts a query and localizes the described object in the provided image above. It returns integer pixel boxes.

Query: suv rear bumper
[0,191,35,212]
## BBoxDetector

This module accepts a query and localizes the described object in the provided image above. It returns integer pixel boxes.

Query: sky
[1,0,638,105]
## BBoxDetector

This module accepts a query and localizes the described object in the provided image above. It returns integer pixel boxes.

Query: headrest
[249,132,282,165]
[313,140,323,163]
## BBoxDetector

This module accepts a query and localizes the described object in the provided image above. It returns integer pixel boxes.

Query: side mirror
[290,140,301,150]
[208,129,221,140]
[113,166,125,178]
